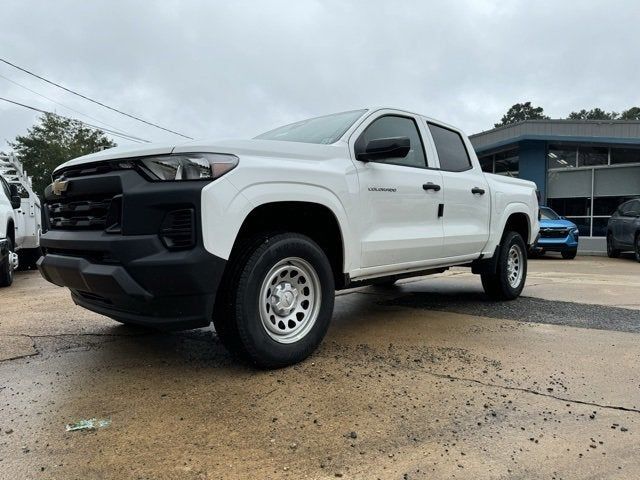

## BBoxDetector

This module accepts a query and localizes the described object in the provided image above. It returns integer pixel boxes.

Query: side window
[428,123,472,172]
[628,200,640,216]
[621,201,634,216]
[356,115,427,168]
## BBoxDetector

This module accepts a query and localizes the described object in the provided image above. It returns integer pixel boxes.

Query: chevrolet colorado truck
[38,108,539,368]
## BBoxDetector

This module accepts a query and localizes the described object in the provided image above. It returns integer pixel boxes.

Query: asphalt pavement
[0,256,639,479]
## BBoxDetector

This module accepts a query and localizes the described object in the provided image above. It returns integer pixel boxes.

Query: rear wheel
[607,233,620,258]
[481,231,527,300]
[214,233,335,368]
[561,249,577,260]
[0,238,16,287]
[635,233,640,263]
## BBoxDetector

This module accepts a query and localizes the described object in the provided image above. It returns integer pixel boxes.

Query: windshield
[540,207,560,220]
[255,109,367,145]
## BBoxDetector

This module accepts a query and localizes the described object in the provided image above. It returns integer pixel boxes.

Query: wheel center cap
[271,282,299,315]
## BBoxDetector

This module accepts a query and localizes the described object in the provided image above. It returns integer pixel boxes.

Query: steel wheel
[506,244,524,288]
[259,257,321,344]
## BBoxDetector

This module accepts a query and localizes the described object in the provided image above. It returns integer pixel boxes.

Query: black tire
[213,233,335,369]
[635,233,640,263]
[607,233,620,258]
[481,231,527,300]
[561,249,577,260]
[0,238,15,287]
[17,247,43,271]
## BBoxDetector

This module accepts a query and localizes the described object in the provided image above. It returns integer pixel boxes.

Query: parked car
[0,175,20,286]
[606,198,640,262]
[37,107,539,368]
[531,206,579,259]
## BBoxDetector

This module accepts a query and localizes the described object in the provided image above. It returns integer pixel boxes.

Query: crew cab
[38,108,539,367]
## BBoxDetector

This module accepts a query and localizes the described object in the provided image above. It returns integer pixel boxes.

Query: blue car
[531,206,579,259]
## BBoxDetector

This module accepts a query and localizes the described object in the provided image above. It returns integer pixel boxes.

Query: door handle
[423,182,441,192]
[471,187,485,195]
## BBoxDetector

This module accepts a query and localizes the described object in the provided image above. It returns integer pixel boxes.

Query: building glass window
[611,147,640,165]
[494,148,519,177]
[547,197,591,217]
[567,217,591,236]
[592,218,610,237]
[547,144,577,169]
[578,146,608,167]
[594,196,640,216]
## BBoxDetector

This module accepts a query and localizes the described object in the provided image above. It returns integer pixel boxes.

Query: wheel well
[231,202,345,288]
[503,213,529,245]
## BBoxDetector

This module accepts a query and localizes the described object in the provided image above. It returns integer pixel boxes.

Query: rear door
[351,113,444,268]
[425,122,491,258]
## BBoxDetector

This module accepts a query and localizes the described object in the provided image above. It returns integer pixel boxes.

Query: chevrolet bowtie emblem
[51,179,69,196]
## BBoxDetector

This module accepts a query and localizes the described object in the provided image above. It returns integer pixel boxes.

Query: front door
[352,114,444,268]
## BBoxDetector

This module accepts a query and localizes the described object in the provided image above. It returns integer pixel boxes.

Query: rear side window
[428,123,472,172]
[356,115,427,168]
[622,200,640,216]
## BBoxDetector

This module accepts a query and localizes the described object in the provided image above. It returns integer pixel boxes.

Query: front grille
[540,228,569,238]
[45,170,123,232]
[48,196,114,230]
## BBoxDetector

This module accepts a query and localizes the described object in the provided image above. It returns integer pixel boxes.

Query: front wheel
[561,249,577,260]
[481,231,527,300]
[635,233,640,263]
[214,233,335,369]
[0,238,16,287]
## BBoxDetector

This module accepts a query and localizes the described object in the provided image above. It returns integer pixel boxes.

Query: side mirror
[356,136,410,162]
[9,184,21,209]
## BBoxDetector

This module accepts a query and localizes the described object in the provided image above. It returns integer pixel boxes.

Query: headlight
[572,228,579,236]
[138,153,238,181]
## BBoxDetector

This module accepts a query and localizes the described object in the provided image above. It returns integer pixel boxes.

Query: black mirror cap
[11,195,21,209]
[356,136,411,162]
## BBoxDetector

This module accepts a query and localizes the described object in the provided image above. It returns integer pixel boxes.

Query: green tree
[620,107,640,120]
[9,113,116,196]
[567,108,619,120]
[495,102,549,127]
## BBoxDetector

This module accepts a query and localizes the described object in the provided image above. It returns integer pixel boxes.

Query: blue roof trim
[474,134,640,153]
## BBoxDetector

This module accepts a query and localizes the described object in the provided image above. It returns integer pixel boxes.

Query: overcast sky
[1,0,639,151]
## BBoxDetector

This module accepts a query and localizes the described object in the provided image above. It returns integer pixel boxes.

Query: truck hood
[54,138,346,173]
[539,218,577,229]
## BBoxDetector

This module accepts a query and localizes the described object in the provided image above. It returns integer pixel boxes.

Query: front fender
[200,179,355,271]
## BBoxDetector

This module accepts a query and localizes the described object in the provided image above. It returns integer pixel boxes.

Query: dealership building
[470,120,640,251]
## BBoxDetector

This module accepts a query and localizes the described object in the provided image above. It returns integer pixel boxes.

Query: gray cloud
[1,0,638,151]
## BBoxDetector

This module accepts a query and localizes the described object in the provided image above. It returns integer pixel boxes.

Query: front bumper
[534,234,579,253]
[38,232,226,329]
[38,166,226,330]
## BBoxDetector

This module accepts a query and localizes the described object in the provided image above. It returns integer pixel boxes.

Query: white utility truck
[0,154,42,286]
[38,108,539,367]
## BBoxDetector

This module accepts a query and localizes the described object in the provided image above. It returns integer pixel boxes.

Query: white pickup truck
[38,108,539,367]
[0,175,21,286]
